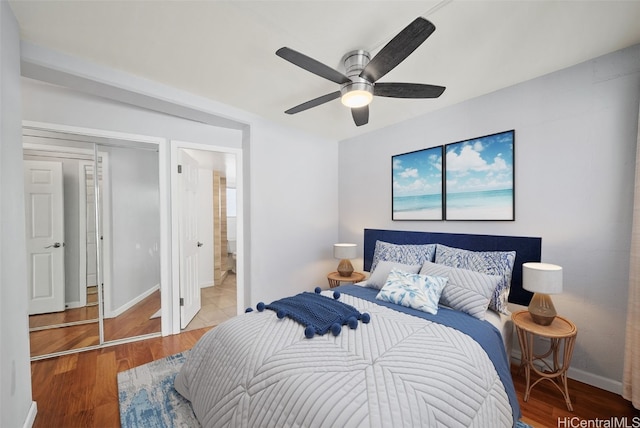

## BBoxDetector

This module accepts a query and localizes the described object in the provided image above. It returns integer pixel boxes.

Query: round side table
[512,310,577,411]
[327,271,365,288]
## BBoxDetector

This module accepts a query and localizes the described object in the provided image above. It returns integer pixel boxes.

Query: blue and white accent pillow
[376,268,448,315]
[371,241,436,273]
[420,261,501,320]
[435,244,516,315]
[366,260,421,290]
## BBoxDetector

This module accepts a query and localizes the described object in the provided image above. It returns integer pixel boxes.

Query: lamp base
[528,292,557,326]
[337,259,354,277]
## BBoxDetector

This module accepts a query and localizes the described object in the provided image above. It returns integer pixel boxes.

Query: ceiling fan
[276,17,445,127]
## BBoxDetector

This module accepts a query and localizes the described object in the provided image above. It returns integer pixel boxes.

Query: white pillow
[420,261,501,320]
[366,260,421,290]
[376,268,448,315]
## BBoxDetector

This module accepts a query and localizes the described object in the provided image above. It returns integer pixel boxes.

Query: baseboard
[23,401,37,428]
[510,349,623,395]
[105,284,160,319]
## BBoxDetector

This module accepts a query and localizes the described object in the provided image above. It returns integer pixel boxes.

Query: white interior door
[179,150,201,328]
[24,160,65,315]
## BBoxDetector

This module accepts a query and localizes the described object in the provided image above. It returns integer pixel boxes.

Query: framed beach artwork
[392,146,443,220]
[444,130,515,221]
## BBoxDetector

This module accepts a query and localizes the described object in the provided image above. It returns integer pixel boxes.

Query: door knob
[197,241,204,247]
[45,242,62,249]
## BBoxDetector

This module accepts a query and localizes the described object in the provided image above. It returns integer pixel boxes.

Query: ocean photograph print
[392,146,444,221]
[444,130,515,221]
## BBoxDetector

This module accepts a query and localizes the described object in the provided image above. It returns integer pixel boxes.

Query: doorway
[172,142,243,332]
[23,124,164,359]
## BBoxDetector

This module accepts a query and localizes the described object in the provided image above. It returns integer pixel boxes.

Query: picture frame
[444,130,515,221]
[392,146,444,220]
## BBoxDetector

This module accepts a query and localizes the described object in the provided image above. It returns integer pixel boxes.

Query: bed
[175,229,541,427]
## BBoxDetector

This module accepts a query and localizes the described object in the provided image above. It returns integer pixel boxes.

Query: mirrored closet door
[24,127,161,359]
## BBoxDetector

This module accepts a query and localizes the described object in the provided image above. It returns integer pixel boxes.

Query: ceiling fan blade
[276,47,351,85]
[374,82,445,98]
[284,91,341,115]
[351,106,369,127]
[360,17,436,83]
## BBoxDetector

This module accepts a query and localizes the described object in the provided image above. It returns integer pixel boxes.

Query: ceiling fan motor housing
[340,50,374,103]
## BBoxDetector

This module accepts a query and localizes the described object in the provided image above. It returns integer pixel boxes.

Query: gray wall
[338,45,640,392]
[105,145,161,312]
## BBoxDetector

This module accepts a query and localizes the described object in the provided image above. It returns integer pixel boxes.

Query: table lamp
[522,262,563,326]
[333,243,357,277]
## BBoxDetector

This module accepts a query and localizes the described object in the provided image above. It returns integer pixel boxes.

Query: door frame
[170,140,244,334]
[23,120,170,338]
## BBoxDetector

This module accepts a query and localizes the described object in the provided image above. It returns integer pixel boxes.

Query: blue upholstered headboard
[363,229,542,307]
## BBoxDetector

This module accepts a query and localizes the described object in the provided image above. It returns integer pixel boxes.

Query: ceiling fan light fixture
[341,89,373,108]
[340,79,374,108]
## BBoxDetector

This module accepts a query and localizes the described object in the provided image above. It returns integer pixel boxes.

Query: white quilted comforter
[175,291,515,428]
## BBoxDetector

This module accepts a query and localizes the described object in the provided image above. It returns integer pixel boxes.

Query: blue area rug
[118,351,535,428]
[117,351,200,428]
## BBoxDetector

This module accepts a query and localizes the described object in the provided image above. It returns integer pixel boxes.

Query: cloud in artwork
[392,148,443,197]
[399,168,419,179]
[445,132,513,194]
[446,145,509,174]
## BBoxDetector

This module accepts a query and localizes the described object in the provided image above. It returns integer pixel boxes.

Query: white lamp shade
[523,262,563,294]
[333,243,357,260]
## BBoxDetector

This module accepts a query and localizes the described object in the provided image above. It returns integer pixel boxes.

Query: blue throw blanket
[265,291,367,338]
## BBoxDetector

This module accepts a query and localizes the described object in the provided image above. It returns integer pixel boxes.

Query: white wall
[249,122,340,304]
[0,1,35,426]
[338,45,640,393]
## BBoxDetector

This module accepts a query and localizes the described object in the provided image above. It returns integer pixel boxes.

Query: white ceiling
[9,1,640,141]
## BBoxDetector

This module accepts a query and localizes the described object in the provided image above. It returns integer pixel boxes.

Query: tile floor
[183,272,237,331]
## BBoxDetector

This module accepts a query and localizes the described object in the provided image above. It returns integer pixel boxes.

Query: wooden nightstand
[512,310,577,411]
[327,271,365,288]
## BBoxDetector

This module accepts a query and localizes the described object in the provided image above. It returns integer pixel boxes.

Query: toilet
[227,240,236,273]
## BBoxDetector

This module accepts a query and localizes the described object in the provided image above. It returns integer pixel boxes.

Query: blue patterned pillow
[435,244,516,315]
[376,268,448,315]
[371,241,436,273]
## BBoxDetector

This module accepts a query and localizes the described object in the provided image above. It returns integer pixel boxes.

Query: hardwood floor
[511,365,639,427]
[30,272,236,357]
[29,290,161,357]
[31,327,212,428]
[30,324,638,428]
[103,290,161,342]
[29,305,98,330]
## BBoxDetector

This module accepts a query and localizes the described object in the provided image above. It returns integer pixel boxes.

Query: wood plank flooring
[31,327,211,428]
[30,325,638,428]
[29,291,161,357]
[512,364,639,426]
